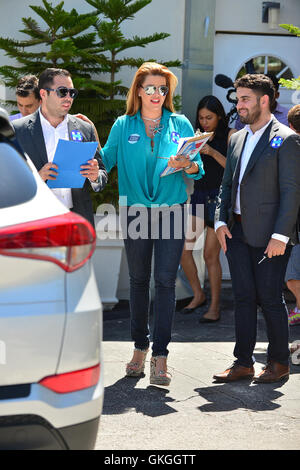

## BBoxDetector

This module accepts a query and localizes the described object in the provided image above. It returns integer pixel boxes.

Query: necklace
[141,115,163,152]
[141,115,162,123]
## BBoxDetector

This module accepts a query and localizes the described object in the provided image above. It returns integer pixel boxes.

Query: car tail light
[39,364,100,393]
[0,212,96,272]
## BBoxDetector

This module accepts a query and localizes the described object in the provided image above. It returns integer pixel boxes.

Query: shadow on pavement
[102,375,177,417]
[194,380,287,413]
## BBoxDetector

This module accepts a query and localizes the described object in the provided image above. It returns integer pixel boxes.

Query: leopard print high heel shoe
[150,356,172,386]
[126,348,149,377]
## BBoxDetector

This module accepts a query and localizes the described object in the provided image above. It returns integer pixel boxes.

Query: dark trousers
[122,205,186,357]
[226,221,291,367]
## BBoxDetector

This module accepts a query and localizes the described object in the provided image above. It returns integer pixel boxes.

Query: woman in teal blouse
[100,62,204,386]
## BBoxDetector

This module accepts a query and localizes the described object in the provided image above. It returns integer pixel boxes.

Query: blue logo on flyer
[171,131,180,144]
[71,130,83,142]
[128,134,140,144]
[270,136,283,148]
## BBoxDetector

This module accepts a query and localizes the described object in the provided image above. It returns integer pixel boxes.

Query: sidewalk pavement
[95,283,300,451]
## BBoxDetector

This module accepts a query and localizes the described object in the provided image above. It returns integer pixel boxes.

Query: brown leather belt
[233,213,242,222]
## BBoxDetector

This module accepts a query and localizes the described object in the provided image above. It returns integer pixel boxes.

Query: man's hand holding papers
[80,158,99,182]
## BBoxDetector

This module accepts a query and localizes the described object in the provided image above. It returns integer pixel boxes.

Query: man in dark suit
[214,74,300,383]
[13,68,108,227]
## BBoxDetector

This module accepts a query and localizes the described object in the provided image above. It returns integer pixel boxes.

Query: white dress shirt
[39,109,73,208]
[215,115,289,244]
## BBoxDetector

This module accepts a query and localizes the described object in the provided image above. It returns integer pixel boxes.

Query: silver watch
[184,161,193,171]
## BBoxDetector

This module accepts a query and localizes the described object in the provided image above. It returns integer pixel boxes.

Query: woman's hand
[201,143,214,156]
[74,113,93,126]
[74,113,101,149]
[168,155,192,169]
[201,144,226,168]
[168,155,198,174]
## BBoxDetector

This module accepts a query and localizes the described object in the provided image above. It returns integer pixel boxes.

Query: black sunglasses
[140,85,169,96]
[44,86,78,99]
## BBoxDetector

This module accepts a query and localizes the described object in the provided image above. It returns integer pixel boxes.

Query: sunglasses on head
[140,85,169,96]
[44,86,78,99]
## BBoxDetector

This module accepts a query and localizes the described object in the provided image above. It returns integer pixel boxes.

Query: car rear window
[0,143,37,208]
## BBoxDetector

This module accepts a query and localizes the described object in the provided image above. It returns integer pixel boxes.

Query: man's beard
[239,104,262,124]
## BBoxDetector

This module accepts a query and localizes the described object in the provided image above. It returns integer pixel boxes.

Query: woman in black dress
[180,96,236,321]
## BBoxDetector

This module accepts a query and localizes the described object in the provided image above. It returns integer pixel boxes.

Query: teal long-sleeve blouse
[100,108,204,207]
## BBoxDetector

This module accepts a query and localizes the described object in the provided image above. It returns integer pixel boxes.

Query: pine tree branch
[115,33,170,52]
[19,17,49,42]
[86,0,152,23]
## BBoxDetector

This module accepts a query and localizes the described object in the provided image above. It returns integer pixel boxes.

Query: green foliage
[279,77,300,90]
[279,24,300,36]
[279,24,300,90]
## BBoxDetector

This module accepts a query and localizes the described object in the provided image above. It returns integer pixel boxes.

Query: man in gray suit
[214,74,300,383]
[13,68,108,227]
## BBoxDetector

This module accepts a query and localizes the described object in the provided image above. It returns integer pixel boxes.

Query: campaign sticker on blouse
[128,134,140,144]
[71,130,83,142]
[270,136,283,148]
[171,131,180,144]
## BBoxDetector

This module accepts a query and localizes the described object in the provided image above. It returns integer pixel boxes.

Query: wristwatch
[88,174,100,184]
[184,161,193,171]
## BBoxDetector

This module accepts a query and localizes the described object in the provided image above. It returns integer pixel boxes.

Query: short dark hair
[234,73,275,111]
[195,95,228,137]
[288,104,300,133]
[16,75,40,100]
[38,68,71,93]
[266,73,279,92]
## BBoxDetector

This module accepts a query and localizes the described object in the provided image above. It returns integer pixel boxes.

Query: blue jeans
[121,205,186,357]
[226,221,291,367]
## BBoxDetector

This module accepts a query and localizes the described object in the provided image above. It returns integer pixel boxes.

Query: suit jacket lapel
[67,116,84,141]
[242,118,279,181]
[231,130,248,205]
[27,111,48,167]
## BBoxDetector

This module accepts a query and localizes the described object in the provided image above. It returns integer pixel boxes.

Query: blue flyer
[47,139,98,189]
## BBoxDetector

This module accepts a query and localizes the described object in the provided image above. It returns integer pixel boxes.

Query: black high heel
[180,299,207,314]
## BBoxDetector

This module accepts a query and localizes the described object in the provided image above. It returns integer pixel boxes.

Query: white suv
[0,109,103,450]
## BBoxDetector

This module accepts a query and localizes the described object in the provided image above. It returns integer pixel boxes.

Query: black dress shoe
[180,300,207,315]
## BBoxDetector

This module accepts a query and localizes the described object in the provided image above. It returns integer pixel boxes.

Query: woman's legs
[152,206,186,357]
[123,235,153,352]
[123,231,154,375]
[202,227,222,320]
[150,206,186,382]
[180,214,206,309]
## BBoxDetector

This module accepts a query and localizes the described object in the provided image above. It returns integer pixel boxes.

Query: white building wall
[215,0,300,34]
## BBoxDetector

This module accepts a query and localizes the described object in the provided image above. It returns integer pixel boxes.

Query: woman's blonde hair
[126,62,178,116]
